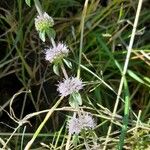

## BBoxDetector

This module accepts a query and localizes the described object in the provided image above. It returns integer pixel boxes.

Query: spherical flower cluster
[67,113,96,134]
[45,42,69,63]
[57,77,83,97]
[68,114,81,134]
[35,12,54,32]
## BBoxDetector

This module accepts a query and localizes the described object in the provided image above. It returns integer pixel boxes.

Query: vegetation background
[0,0,150,149]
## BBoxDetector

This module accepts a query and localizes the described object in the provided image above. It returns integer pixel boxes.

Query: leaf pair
[39,29,56,42]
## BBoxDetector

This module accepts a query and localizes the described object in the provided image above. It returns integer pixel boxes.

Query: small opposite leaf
[69,92,82,108]
[63,59,72,69]
[39,31,46,42]
[72,92,82,106]
[47,28,56,39]
[53,64,60,76]
[25,0,31,7]
[69,95,78,108]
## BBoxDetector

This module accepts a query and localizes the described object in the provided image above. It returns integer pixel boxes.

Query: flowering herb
[35,12,54,32]
[35,12,55,41]
[57,77,83,97]
[25,1,97,149]
[45,42,69,63]
[67,112,96,135]
[68,114,81,134]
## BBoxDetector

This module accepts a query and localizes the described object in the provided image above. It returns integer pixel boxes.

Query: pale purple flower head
[68,114,81,134]
[67,112,96,134]
[57,77,83,97]
[35,12,54,32]
[79,113,96,129]
[45,42,69,63]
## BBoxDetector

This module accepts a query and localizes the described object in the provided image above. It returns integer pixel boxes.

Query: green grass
[0,0,150,149]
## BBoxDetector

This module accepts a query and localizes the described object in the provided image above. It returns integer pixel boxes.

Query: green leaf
[46,28,56,39]
[72,134,79,147]
[127,70,145,84]
[72,92,82,106]
[69,95,78,108]
[127,70,150,88]
[63,59,72,69]
[39,31,46,42]
[69,92,82,108]
[53,64,60,76]
[25,0,31,7]
[143,76,150,84]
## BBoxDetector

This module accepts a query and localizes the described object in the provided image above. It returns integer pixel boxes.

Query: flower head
[45,42,69,63]
[35,12,54,32]
[57,77,83,97]
[79,113,96,129]
[67,112,96,135]
[67,114,81,134]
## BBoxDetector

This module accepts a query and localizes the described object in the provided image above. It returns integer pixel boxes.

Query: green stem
[82,130,90,150]
[50,37,56,47]
[77,0,89,78]
[103,0,143,149]
[34,0,43,16]
[2,125,21,149]
[15,39,34,79]
[60,61,68,79]
[118,78,130,150]
[24,96,64,150]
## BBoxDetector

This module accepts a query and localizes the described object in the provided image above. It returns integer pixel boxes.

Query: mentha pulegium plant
[57,77,83,97]
[25,0,96,149]
[67,112,96,135]
[34,10,55,42]
[45,42,69,64]
[35,12,54,32]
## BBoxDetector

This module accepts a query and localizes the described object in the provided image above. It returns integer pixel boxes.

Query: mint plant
[24,0,96,149]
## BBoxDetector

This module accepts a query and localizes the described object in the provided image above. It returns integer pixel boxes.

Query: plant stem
[103,0,143,149]
[118,78,129,149]
[24,96,64,150]
[60,61,68,79]
[2,125,21,149]
[34,0,43,16]
[50,37,56,47]
[83,130,90,150]
[65,133,71,150]
[77,0,89,78]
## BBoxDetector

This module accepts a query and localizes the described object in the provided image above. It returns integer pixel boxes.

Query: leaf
[53,64,60,76]
[143,76,150,84]
[69,95,78,108]
[25,0,31,7]
[63,59,72,69]
[127,70,150,88]
[46,28,56,39]
[72,92,82,106]
[39,31,46,42]
[72,134,79,147]
[69,92,82,108]
[127,70,145,84]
